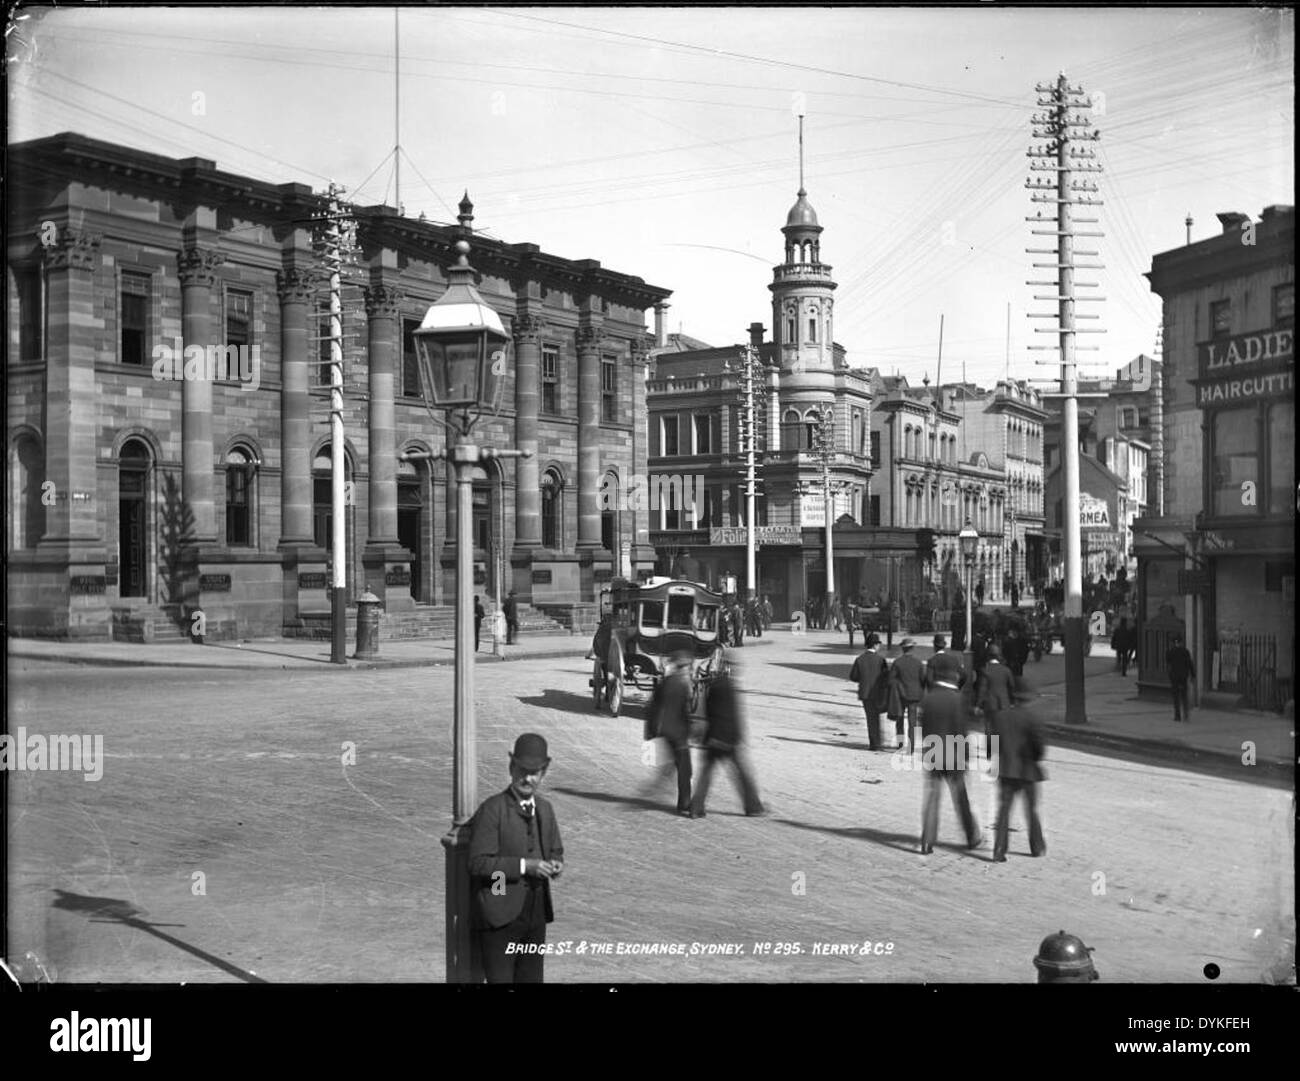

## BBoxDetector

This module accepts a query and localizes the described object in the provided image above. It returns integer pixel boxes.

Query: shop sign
[1197,368,1293,407]
[1198,328,1293,375]
[1079,495,1110,528]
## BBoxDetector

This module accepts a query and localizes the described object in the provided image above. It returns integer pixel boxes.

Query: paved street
[6,633,1294,984]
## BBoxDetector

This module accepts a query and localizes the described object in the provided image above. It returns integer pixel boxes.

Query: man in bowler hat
[849,633,889,750]
[991,677,1047,861]
[890,638,926,753]
[468,733,565,982]
[918,659,983,855]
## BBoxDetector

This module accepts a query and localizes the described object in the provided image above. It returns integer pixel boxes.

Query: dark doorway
[119,440,150,598]
[398,479,421,601]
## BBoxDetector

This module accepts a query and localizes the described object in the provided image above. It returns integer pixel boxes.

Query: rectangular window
[661,416,680,457]
[1209,299,1231,340]
[870,430,881,466]
[1268,401,1294,515]
[226,465,251,546]
[870,495,881,527]
[401,318,422,398]
[120,271,151,366]
[601,355,618,423]
[808,317,816,342]
[699,488,714,529]
[1274,283,1295,328]
[15,266,42,360]
[541,346,559,415]
[1264,562,1294,592]
[664,505,681,530]
[694,413,712,455]
[226,288,254,347]
[1212,406,1257,517]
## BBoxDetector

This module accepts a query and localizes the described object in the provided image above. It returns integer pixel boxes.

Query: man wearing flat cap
[468,733,565,983]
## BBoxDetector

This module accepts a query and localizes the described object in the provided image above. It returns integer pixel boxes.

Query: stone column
[630,333,657,570]
[512,310,545,549]
[363,282,402,545]
[178,245,224,542]
[42,229,102,545]
[276,264,315,545]
[576,321,604,547]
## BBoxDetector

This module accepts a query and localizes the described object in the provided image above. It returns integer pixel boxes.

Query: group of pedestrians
[849,633,1048,860]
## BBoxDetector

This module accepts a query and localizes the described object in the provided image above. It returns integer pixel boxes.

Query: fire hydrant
[1033,929,1099,983]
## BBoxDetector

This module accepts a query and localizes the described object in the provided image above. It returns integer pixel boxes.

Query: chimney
[654,302,669,348]
[1216,211,1249,235]
[1260,204,1293,222]
[748,322,765,348]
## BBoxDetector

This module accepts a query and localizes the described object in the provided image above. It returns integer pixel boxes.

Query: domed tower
[769,122,836,373]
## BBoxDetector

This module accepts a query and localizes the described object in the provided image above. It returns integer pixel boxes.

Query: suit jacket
[919,685,972,770]
[890,652,926,702]
[992,703,1047,782]
[468,788,564,930]
[980,660,1015,713]
[704,672,744,747]
[849,649,889,709]
[655,669,693,744]
[1165,646,1195,682]
[925,650,966,689]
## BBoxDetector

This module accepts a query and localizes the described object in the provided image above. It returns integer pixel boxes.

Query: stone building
[6,133,670,640]
[1136,204,1294,705]
[646,180,876,618]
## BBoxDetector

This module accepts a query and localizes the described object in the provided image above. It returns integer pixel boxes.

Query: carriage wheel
[608,672,623,717]
[592,658,604,709]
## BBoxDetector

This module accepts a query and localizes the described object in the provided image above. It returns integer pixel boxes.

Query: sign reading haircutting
[1197,368,1293,406]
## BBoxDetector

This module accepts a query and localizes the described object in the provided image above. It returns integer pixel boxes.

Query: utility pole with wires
[725,344,767,604]
[314,183,361,664]
[1026,72,1106,725]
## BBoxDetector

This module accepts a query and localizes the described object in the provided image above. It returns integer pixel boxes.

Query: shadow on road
[771,734,878,753]
[549,784,677,815]
[772,819,995,859]
[51,889,267,984]
[518,689,650,715]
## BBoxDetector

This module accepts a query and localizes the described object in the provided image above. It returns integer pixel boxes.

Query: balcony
[771,263,835,285]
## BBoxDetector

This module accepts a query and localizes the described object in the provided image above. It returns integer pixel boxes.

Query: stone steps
[288,602,569,642]
[110,604,191,645]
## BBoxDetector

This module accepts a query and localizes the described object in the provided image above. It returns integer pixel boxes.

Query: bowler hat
[510,733,551,771]
[900,637,916,650]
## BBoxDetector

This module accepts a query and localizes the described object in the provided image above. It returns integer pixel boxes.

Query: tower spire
[798,113,805,193]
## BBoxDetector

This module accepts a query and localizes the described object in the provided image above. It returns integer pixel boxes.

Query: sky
[8,5,1294,389]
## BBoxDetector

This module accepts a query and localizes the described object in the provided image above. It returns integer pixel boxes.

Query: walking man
[991,678,1047,861]
[890,637,926,754]
[503,590,519,645]
[919,671,983,855]
[978,644,1015,763]
[690,652,763,818]
[1165,634,1195,722]
[654,650,695,814]
[925,634,966,691]
[468,733,565,983]
[849,633,889,751]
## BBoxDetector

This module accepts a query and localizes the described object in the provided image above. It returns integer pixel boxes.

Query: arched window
[782,408,802,452]
[803,410,820,451]
[119,439,152,599]
[11,433,45,549]
[808,316,817,342]
[541,468,563,549]
[225,447,256,547]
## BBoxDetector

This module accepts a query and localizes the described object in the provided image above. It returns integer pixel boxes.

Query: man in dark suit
[991,678,1047,861]
[690,652,763,818]
[925,635,966,690]
[474,595,486,652]
[468,733,565,983]
[978,644,1016,763]
[503,591,519,644]
[918,666,982,855]
[849,634,889,751]
[1165,634,1195,722]
[654,651,695,814]
[890,638,926,754]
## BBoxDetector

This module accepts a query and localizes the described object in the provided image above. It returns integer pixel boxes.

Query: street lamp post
[403,225,531,984]
[959,518,979,690]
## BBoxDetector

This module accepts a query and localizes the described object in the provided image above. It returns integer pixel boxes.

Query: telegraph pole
[1027,72,1106,725]
[318,184,355,664]
[727,344,766,603]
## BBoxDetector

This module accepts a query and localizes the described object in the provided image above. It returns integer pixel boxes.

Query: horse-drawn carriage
[588,577,726,717]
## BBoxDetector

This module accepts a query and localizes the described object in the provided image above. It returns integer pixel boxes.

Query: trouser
[1171,679,1191,720]
[507,619,519,644]
[1118,648,1132,676]
[475,620,482,652]
[691,743,763,816]
[921,768,979,849]
[666,736,693,811]
[993,778,1045,858]
[479,886,547,983]
[860,702,884,750]
[896,701,919,748]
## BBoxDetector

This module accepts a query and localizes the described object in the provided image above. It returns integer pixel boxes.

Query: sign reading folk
[1197,328,1293,375]
[709,525,802,547]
